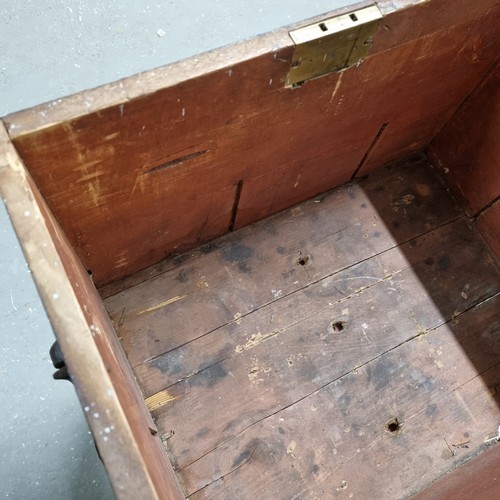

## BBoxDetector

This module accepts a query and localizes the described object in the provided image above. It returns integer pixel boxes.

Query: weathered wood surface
[476,201,500,259]
[414,444,500,500]
[186,296,500,499]
[104,156,462,368]
[0,122,184,500]
[427,60,499,258]
[428,62,499,216]
[5,0,498,285]
[107,158,500,498]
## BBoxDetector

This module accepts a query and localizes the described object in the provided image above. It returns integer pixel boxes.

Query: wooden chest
[1,0,499,498]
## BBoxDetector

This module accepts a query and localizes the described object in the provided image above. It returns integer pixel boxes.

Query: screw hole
[350,13,359,22]
[297,255,310,266]
[330,321,344,333]
[386,418,401,434]
[319,22,328,32]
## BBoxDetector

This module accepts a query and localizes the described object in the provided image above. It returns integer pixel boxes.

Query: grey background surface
[0,2,350,498]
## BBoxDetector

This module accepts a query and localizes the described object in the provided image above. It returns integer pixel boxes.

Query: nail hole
[350,13,358,22]
[297,255,310,266]
[319,22,328,32]
[329,321,345,333]
[386,418,401,434]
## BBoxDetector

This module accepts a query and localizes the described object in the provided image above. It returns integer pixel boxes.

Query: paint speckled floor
[0,1,351,498]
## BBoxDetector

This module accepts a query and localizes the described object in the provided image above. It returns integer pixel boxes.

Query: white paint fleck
[93,413,99,419]
[23,210,30,217]
[119,103,124,117]
[227,68,233,77]
[269,78,273,86]
[104,427,111,434]
[272,289,282,299]
[89,324,101,335]
[103,436,108,442]
[156,28,166,38]
[84,406,90,412]
[182,108,185,117]
[361,322,368,329]
[52,292,59,300]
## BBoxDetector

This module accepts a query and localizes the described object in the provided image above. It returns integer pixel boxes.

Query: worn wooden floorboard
[187,295,500,499]
[103,158,500,499]
[104,156,462,368]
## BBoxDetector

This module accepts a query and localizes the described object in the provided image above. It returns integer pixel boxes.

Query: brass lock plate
[286,5,383,87]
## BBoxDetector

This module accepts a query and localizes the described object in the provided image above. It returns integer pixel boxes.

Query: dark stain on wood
[104,156,500,498]
[437,255,452,271]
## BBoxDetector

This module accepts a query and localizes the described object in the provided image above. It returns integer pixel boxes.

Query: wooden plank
[104,156,463,369]
[107,158,500,497]
[141,218,500,473]
[427,62,499,215]
[0,122,184,500]
[476,201,500,258]
[4,1,498,285]
[184,295,500,499]
[99,154,454,298]
[414,445,500,500]
[130,218,499,403]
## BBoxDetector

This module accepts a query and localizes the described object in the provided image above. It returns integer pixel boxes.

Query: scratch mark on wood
[78,170,105,182]
[145,390,177,411]
[329,72,344,104]
[454,390,479,426]
[144,150,208,175]
[235,330,280,353]
[104,132,120,141]
[138,295,187,314]
[87,180,101,207]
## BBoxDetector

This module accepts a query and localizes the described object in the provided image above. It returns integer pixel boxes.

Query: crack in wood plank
[178,289,499,476]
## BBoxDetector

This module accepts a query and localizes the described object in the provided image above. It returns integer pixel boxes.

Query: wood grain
[5,0,498,285]
[414,444,500,500]
[107,158,500,498]
[104,156,462,369]
[476,201,500,258]
[428,61,499,215]
[0,122,184,500]
[187,295,500,499]
[141,218,500,476]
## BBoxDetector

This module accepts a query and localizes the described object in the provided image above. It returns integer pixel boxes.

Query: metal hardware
[49,340,71,382]
[286,5,383,87]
